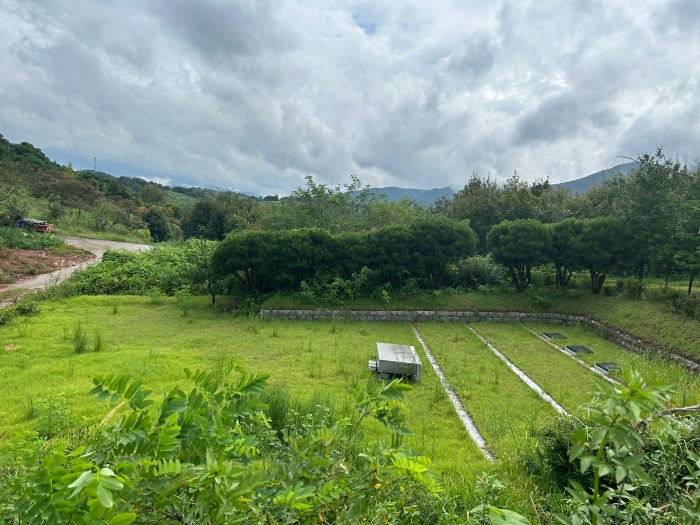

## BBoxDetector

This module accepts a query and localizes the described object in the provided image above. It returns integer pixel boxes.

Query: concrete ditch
[411,325,494,462]
[467,325,569,416]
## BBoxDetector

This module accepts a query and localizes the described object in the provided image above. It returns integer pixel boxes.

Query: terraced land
[416,323,559,459]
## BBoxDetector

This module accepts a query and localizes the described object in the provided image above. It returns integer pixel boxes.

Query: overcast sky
[1,0,698,195]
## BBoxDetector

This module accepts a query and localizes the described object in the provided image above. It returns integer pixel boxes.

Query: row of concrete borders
[259,309,700,374]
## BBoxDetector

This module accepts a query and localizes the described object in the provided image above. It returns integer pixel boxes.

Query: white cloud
[0,0,697,194]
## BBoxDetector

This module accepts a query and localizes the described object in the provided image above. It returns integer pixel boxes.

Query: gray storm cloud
[0,0,697,195]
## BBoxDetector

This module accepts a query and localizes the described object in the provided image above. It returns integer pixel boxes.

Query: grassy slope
[264,288,700,362]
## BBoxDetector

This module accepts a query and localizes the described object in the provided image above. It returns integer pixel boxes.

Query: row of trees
[488,217,631,293]
[443,150,700,285]
[211,216,477,294]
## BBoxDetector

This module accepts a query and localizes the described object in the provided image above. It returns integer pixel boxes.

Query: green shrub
[0,227,64,250]
[623,276,646,300]
[0,308,14,325]
[451,255,507,290]
[0,363,445,524]
[14,299,41,316]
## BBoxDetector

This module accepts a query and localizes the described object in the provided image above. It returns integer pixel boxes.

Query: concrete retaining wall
[259,309,700,373]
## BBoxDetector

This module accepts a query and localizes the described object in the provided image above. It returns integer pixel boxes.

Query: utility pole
[93,157,97,173]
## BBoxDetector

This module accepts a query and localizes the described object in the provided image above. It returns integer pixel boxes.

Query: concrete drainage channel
[466,325,569,416]
[412,325,494,462]
[413,322,570,462]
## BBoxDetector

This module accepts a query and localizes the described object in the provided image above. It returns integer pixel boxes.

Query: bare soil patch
[0,247,94,289]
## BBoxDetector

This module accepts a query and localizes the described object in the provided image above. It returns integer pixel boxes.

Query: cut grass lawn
[525,322,700,407]
[0,295,488,483]
[416,323,559,459]
[470,322,604,414]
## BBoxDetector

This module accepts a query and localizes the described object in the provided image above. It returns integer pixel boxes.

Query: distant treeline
[2,133,700,294]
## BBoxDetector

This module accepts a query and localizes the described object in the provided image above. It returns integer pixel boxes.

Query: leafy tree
[181,194,255,240]
[548,218,584,287]
[211,230,281,294]
[262,175,382,233]
[434,173,500,252]
[139,184,170,206]
[365,225,414,288]
[407,216,477,289]
[498,173,535,222]
[573,217,632,294]
[487,219,549,291]
[143,208,170,243]
[183,238,226,305]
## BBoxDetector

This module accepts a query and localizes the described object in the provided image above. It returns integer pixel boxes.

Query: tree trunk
[563,269,573,286]
[590,270,606,294]
[689,272,694,295]
[664,269,670,289]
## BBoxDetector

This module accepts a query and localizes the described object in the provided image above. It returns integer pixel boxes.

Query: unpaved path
[2,237,152,295]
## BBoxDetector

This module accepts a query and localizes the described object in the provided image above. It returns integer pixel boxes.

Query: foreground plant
[0,361,440,523]
[556,369,700,525]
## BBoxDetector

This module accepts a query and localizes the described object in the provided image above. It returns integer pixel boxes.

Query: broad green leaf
[110,513,137,525]
[96,484,114,508]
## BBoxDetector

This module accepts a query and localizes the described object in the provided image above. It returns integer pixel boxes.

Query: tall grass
[73,321,88,354]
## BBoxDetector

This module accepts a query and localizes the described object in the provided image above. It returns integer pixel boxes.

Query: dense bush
[0,227,64,250]
[449,255,507,290]
[213,219,477,295]
[66,240,218,297]
[0,363,447,524]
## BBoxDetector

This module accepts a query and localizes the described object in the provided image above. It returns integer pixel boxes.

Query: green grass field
[416,323,558,459]
[3,295,700,521]
[0,296,489,483]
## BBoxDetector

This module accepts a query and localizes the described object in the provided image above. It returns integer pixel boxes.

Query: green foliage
[487,219,549,291]
[450,255,507,290]
[142,208,170,243]
[574,217,634,294]
[14,299,42,317]
[622,276,646,300]
[66,244,201,297]
[0,227,64,250]
[181,193,254,240]
[548,218,584,287]
[0,363,440,523]
[557,370,675,525]
[406,215,478,289]
[74,321,89,354]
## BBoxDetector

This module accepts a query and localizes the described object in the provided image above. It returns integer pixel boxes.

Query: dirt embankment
[0,237,152,297]
[0,248,94,289]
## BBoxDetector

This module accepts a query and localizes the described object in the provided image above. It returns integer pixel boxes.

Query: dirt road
[5,237,152,293]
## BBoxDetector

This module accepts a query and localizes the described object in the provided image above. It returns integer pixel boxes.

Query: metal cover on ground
[376,342,422,381]
[566,345,593,354]
[594,362,620,373]
[543,332,566,339]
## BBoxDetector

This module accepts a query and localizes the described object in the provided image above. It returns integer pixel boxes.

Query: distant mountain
[553,162,638,194]
[364,186,455,207]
